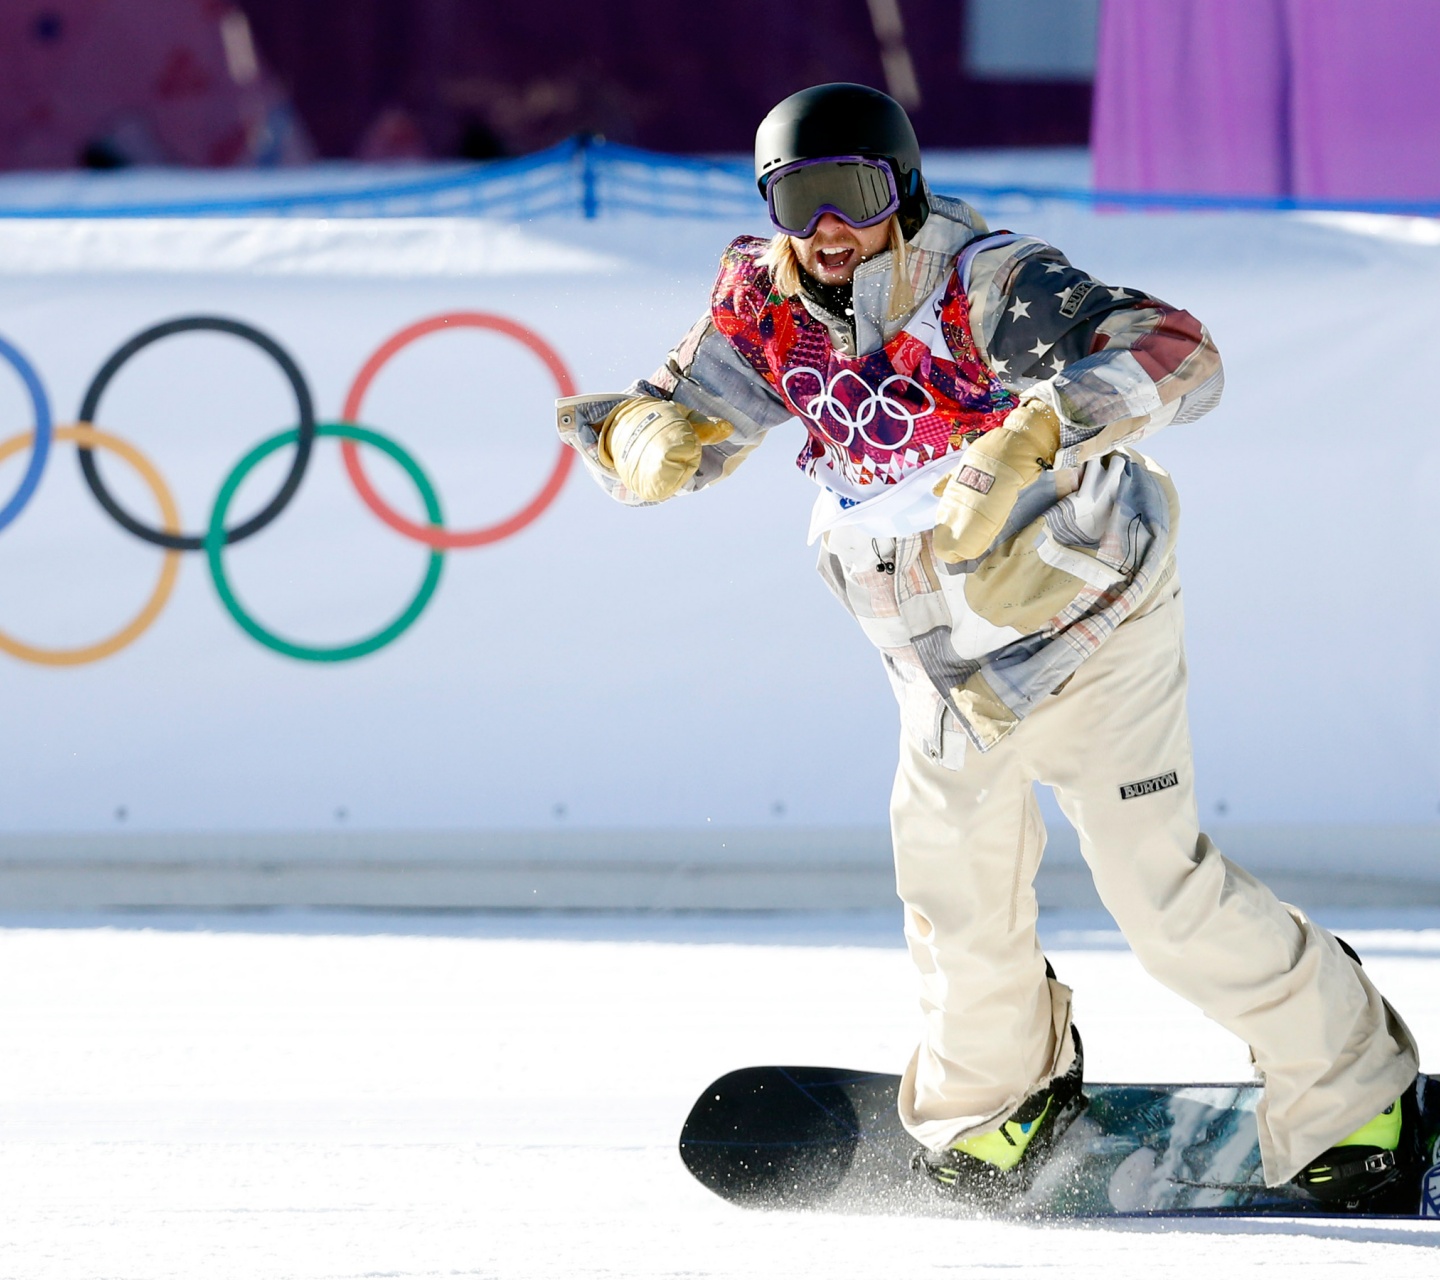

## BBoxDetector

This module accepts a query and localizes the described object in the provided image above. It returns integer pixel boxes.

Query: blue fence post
[579,133,599,219]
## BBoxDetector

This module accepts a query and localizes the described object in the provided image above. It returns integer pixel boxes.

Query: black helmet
[754,83,929,238]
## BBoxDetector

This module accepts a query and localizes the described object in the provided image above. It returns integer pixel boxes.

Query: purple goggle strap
[763,155,900,237]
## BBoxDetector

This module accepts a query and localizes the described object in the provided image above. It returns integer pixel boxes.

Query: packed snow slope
[0,908,1436,1279]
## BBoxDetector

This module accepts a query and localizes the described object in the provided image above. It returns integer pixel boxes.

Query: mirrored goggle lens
[766,159,899,236]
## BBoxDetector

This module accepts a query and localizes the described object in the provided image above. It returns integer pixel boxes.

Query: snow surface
[1,908,1436,1279]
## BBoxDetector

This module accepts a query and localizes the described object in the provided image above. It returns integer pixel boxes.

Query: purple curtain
[1093,0,1440,200]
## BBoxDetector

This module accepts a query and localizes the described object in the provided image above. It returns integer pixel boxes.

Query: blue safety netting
[0,135,1437,220]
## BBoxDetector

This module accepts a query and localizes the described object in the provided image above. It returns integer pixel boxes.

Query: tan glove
[597,397,734,502]
[932,400,1061,563]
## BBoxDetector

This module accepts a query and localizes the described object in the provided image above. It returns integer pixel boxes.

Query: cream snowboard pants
[892,580,1419,1184]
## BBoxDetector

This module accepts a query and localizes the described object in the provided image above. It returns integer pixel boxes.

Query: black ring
[76,316,316,552]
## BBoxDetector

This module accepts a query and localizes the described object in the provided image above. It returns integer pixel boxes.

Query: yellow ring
[0,424,181,666]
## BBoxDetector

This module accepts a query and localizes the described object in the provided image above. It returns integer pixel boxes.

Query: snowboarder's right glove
[932,399,1061,562]
[597,397,734,502]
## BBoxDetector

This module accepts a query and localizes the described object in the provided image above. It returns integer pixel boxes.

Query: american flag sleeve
[965,238,1223,469]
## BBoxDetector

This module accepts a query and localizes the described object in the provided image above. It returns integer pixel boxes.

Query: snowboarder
[556,83,1423,1206]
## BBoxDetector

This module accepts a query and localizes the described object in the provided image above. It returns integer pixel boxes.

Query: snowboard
[680,1066,1440,1219]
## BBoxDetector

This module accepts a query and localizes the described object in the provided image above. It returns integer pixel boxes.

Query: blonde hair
[759,215,913,321]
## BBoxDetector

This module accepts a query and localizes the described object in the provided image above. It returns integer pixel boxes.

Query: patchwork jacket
[557,196,1223,763]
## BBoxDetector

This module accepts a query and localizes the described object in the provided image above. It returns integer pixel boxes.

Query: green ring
[206,421,445,663]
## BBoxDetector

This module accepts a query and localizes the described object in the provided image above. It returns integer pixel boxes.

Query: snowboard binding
[1292,1076,1429,1214]
[912,1026,1087,1204]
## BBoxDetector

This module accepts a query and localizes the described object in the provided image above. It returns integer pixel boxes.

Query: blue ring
[0,334,52,534]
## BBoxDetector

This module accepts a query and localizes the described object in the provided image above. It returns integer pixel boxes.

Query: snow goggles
[764,156,901,238]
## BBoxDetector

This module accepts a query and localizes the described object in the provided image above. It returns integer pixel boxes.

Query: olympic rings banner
[0,312,578,666]
[0,238,893,836]
[0,210,1435,838]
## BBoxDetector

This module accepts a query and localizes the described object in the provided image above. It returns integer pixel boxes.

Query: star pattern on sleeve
[983,250,1151,384]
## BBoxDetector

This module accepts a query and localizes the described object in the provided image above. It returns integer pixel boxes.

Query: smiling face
[789,212,893,287]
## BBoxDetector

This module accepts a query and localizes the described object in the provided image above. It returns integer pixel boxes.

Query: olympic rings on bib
[77,316,316,552]
[0,425,181,666]
[0,333,53,535]
[339,312,576,549]
[0,312,577,666]
[781,366,935,451]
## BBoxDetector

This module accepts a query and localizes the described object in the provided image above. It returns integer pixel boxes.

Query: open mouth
[815,246,856,273]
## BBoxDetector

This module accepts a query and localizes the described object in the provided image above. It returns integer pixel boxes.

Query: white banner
[0,206,1436,837]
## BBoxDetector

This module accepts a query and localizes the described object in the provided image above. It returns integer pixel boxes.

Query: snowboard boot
[912,1025,1086,1203]
[1292,1077,1424,1211]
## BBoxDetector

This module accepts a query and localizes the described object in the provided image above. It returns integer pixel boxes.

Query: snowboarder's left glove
[932,400,1061,563]
[597,397,733,502]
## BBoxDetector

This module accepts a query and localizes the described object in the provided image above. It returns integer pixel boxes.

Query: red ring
[340,312,577,549]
